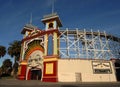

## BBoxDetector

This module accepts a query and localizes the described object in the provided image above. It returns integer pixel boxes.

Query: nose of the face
[31,60,36,67]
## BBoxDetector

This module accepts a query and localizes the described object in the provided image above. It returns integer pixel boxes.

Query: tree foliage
[0,59,12,76]
[7,40,21,77]
[0,45,6,58]
[8,40,21,62]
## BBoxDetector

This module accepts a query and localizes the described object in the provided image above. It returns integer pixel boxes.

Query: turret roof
[21,23,38,34]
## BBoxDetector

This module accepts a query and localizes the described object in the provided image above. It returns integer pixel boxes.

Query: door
[31,69,42,80]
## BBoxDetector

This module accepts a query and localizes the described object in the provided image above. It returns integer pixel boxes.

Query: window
[48,35,53,55]
[49,23,53,28]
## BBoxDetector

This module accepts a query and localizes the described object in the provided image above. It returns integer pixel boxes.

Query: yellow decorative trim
[44,34,48,56]
[45,63,53,74]
[53,32,57,55]
[20,61,27,65]
[17,66,21,75]
[44,58,58,62]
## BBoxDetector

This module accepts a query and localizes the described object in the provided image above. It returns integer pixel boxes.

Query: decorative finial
[52,0,55,14]
[30,13,32,24]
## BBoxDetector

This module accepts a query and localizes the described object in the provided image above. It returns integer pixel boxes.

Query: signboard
[92,61,112,74]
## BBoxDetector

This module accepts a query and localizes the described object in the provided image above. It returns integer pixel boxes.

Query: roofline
[41,13,62,27]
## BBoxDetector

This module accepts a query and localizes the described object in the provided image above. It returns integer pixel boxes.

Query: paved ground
[0,79,120,87]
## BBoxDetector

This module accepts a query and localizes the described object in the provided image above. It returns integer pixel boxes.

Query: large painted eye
[29,59,32,63]
[34,59,38,62]
[39,58,42,61]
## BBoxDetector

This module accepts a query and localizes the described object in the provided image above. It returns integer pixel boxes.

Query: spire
[30,13,32,24]
[52,0,55,14]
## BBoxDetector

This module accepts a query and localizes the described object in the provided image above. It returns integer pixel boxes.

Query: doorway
[31,69,42,80]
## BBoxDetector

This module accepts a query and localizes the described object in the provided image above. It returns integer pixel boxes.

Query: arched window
[48,35,53,55]
[48,23,53,28]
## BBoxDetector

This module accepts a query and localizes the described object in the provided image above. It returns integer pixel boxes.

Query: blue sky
[0,0,120,66]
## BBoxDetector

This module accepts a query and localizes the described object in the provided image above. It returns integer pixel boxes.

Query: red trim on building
[43,61,57,76]
[18,65,27,80]
[43,61,58,82]
[42,77,58,82]
[27,69,31,80]
[22,29,60,43]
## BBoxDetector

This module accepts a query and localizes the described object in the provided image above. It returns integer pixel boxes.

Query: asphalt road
[0,79,120,87]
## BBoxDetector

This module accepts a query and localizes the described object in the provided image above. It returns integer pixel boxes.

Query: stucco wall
[58,59,116,82]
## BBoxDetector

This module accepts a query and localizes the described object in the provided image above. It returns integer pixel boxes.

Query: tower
[41,13,62,82]
[42,13,62,56]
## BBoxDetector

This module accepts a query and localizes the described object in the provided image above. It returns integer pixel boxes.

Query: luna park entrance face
[27,51,43,80]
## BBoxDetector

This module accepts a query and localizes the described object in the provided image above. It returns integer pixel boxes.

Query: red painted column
[18,65,27,80]
[42,56,58,82]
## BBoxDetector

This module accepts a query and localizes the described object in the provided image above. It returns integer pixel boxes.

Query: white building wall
[58,59,116,82]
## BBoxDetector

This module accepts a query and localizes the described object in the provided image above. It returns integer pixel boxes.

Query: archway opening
[31,69,42,80]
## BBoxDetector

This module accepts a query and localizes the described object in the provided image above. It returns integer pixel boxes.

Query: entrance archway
[31,69,42,80]
[26,50,43,80]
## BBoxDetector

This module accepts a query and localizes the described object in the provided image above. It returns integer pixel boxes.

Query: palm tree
[0,45,6,58]
[8,40,21,77]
